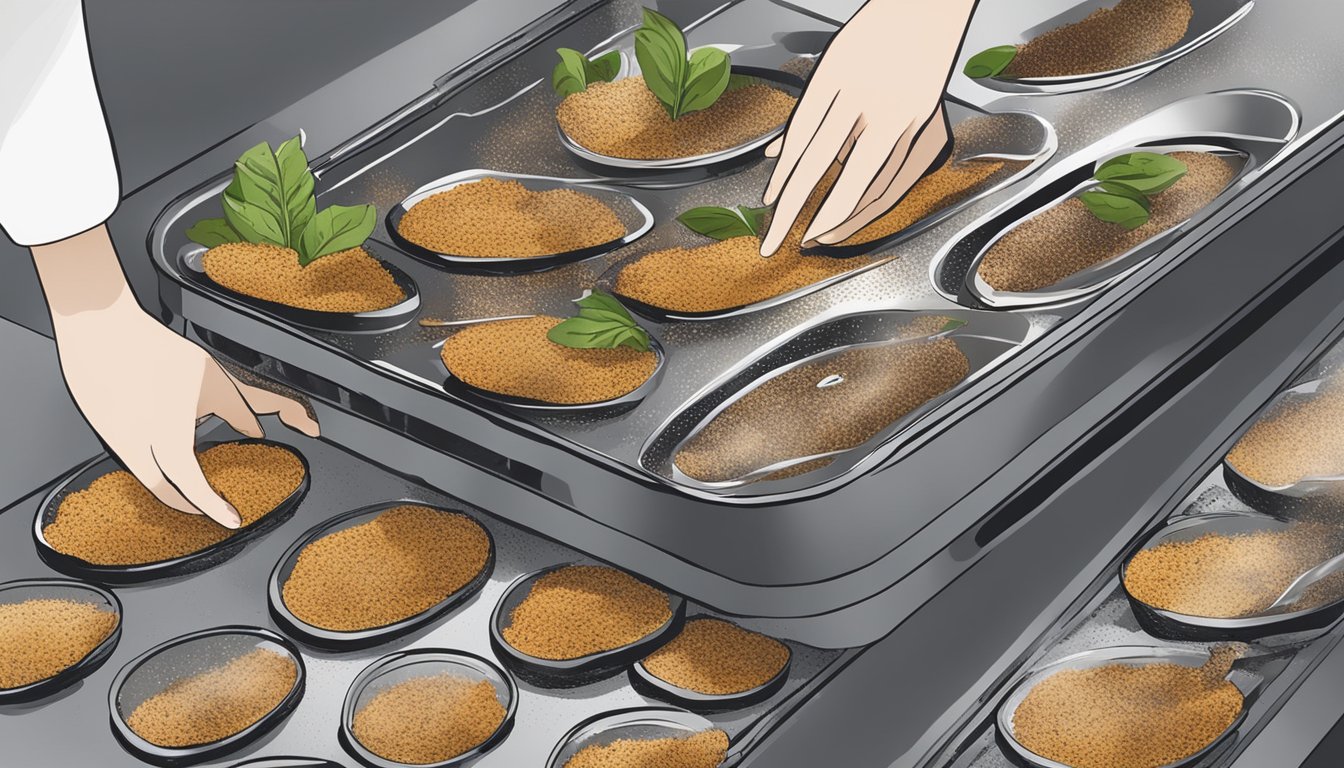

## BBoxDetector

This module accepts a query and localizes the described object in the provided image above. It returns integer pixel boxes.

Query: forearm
[30,225,138,321]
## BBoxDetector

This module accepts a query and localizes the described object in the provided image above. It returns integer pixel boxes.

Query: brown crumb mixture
[1227,380,1344,487]
[977,152,1236,293]
[397,177,626,258]
[564,729,730,768]
[352,674,506,764]
[616,135,1007,314]
[282,505,492,632]
[1013,651,1243,768]
[558,77,795,160]
[1124,523,1344,618]
[203,243,404,313]
[1006,0,1194,79]
[642,618,790,696]
[440,315,657,405]
[0,599,118,689]
[126,648,298,747]
[503,565,672,661]
[676,325,969,483]
[45,442,305,566]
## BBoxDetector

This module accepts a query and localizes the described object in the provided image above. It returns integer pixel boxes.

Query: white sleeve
[0,0,120,247]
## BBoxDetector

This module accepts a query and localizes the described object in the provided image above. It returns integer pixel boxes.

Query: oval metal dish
[0,578,122,704]
[972,0,1255,95]
[34,438,310,584]
[432,321,666,416]
[339,649,517,768]
[1222,378,1344,515]
[179,243,421,333]
[268,500,496,650]
[546,707,723,768]
[108,626,306,767]
[933,90,1299,310]
[1120,511,1344,641]
[629,618,792,712]
[641,310,1032,495]
[995,645,1255,768]
[490,563,686,687]
[386,170,654,273]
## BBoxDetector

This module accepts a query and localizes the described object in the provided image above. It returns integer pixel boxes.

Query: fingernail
[223,502,243,529]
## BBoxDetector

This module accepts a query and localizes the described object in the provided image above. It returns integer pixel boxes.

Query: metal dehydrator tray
[147,0,1344,645]
[0,421,849,768]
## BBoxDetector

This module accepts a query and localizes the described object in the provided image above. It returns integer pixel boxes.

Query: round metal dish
[179,243,421,334]
[339,649,516,768]
[490,563,686,687]
[0,578,122,704]
[268,500,495,650]
[1120,511,1344,642]
[34,438,310,584]
[995,645,1252,768]
[108,626,306,767]
[386,169,654,273]
[546,707,723,768]
[433,322,666,416]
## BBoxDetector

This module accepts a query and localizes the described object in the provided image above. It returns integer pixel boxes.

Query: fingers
[151,435,243,529]
[222,368,320,438]
[764,137,782,158]
[118,449,203,517]
[815,124,948,246]
[759,113,856,256]
[201,362,264,439]
[763,87,837,206]
[802,128,902,244]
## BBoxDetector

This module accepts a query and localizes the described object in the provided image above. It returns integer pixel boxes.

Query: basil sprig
[677,205,770,239]
[552,48,622,97]
[1079,152,1188,230]
[187,136,376,266]
[547,290,652,352]
[963,45,1017,79]
[635,8,731,120]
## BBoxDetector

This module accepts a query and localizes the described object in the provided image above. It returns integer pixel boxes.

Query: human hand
[759,0,976,256]
[31,225,319,528]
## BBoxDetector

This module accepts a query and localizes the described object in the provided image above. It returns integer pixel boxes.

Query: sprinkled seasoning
[563,729,730,768]
[0,599,118,689]
[45,443,305,565]
[1005,0,1193,79]
[352,674,507,764]
[642,618,790,696]
[203,243,404,313]
[1226,380,1344,487]
[503,565,672,661]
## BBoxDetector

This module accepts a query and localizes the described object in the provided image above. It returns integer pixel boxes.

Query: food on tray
[439,293,658,405]
[395,177,626,258]
[351,673,507,764]
[976,151,1236,293]
[45,442,305,566]
[563,729,730,768]
[1226,378,1344,487]
[642,618,790,696]
[1012,646,1243,768]
[554,8,796,160]
[282,505,492,632]
[188,136,402,313]
[964,0,1194,80]
[125,649,298,747]
[1125,522,1344,617]
[615,122,1015,314]
[674,317,969,484]
[502,565,672,661]
[0,599,117,689]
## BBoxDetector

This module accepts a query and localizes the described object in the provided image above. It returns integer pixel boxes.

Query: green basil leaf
[553,48,590,97]
[231,141,291,241]
[586,50,622,83]
[547,317,616,347]
[963,45,1017,79]
[575,289,633,318]
[737,205,771,237]
[939,318,967,333]
[726,73,761,91]
[296,204,375,265]
[186,218,242,248]
[1094,151,1189,195]
[549,290,652,351]
[1080,185,1151,230]
[682,47,731,116]
[274,136,316,245]
[634,7,689,119]
[616,326,652,352]
[677,206,758,240]
[223,194,287,247]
